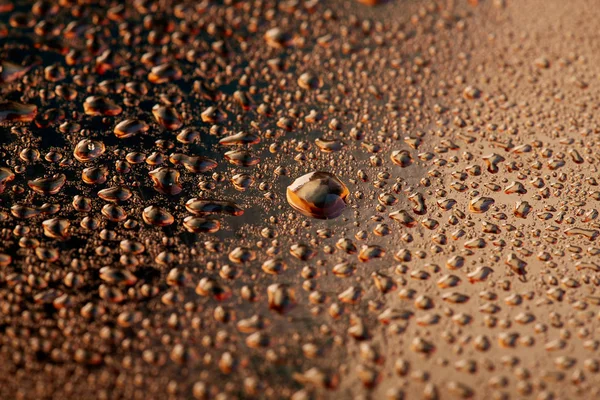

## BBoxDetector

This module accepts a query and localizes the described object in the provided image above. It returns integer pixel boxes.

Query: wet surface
[2,0,600,399]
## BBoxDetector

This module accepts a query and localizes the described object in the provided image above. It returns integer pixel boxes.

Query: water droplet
[142,206,174,226]
[149,167,182,195]
[83,96,122,116]
[287,171,349,219]
[73,139,106,162]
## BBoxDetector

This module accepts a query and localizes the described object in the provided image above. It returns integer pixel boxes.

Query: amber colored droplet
[114,119,149,139]
[42,218,70,240]
[28,174,66,195]
[82,167,108,184]
[185,199,244,216]
[389,210,417,227]
[469,196,495,213]
[357,0,384,5]
[149,167,182,195]
[219,131,260,146]
[183,216,220,233]
[0,101,37,122]
[196,277,231,301]
[315,138,343,153]
[72,195,92,212]
[73,139,106,162]
[358,245,386,262]
[11,204,41,219]
[169,153,218,173]
[176,128,199,144]
[0,167,15,193]
[298,72,321,90]
[0,60,31,83]
[390,150,413,167]
[97,186,133,203]
[287,171,349,219]
[200,106,227,123]
[267,283,296,314]
[142,206,174,227]
[290,243,316,261]
[224,150,260,167]
[99,267,138,286]
[264,28,293,48]
[231,173,254,191]
[565,227,599,240]
[148,63,182,84]
[83,96,122,116]
[101,204,127,222]
[152,104,182,130]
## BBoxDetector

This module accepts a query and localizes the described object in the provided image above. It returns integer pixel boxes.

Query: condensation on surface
[1,0,600,399]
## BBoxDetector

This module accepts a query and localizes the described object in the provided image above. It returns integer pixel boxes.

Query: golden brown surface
[1,0,600,399]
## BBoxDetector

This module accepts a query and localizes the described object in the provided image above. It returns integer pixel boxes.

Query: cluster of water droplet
[1,0,600,399]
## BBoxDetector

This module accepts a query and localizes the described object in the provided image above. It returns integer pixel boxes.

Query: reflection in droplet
[98,186,133,203]
[149,167,182,195]
[267,283,295,314]
[42,218,70,240]
[83,96,122,116]
[152,104,182,130]
[183,216,220,233]
[287,171,349,219]
[224,150,260,167]
[0,101,37,122]
[169,153,217,173]
[101,204,127,222]
[114,119,149,139]
[185,199,244,216]
[28,174,66,195]
[73,139,106,162]
[0,167,15,193]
